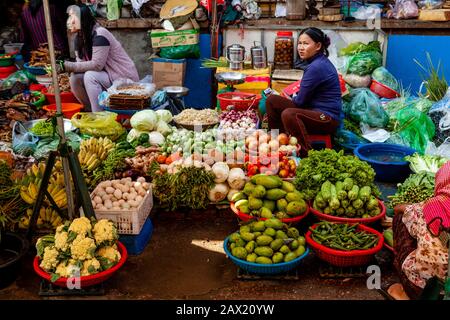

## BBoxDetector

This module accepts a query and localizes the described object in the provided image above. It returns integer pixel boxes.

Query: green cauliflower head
[93,219,118,246]
[39,246,60,272]
[70,235,96,261]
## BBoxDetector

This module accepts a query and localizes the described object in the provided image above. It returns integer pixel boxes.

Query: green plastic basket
[0,57,14,67]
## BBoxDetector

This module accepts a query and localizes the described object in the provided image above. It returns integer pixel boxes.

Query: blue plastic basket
[354,143,416,183]
[23,62,47,76]
[119,218,153,255]
[223,237,309,275]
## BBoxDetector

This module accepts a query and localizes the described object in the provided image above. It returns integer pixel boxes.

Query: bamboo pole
[42,0,75,218]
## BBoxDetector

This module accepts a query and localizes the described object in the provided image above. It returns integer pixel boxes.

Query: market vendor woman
[60,4,139,112]
[266,27,342,158]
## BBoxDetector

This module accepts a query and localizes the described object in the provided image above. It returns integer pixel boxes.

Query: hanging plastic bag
[71,111,125,141]
[107,0,123,20]
[371,67,400,92]
[12,122,39,156]
[346,51,383,76]
[396,106,435,154]
[346,88,389,128]
[387,0,419,19]
[352,5,382,20]
[159,44,200,59]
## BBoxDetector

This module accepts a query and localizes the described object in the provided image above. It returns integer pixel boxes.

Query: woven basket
[306,223,384,267]
[109,94,150,110]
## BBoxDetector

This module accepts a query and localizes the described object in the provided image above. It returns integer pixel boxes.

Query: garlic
[118,199,125,205]
[104,200,113,209]
[142,182,150,190]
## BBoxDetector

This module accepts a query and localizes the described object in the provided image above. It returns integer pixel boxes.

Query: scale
[161,86,189,114]
[215,72,246,92]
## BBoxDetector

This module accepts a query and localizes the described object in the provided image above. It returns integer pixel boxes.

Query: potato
[122,192,130,200]
[105,187,115,194]
[102,194,111,202]
[93,196,103,204]
[114,189,123,199]
[135,195,144,204]
[112,201,120,207]
[118,199,125,205]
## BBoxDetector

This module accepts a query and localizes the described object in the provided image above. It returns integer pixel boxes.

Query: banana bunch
[18,207,63,230]
[79,137,115,172]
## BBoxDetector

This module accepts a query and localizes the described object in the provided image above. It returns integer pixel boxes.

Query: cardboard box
[149,19,200,48]
[152,58,186,89]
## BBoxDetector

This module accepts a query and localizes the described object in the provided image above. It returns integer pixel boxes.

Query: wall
[386,34,450,95]
[109,29,153,79]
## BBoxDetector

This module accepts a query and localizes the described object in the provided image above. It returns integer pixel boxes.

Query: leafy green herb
[415,52,448,102]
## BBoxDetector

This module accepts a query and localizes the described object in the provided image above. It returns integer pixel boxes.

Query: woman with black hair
[61,4,139,112]
[266,27,342,158]
[19,0,68,58]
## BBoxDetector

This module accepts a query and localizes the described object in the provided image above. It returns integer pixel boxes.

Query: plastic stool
[308,134,332,150]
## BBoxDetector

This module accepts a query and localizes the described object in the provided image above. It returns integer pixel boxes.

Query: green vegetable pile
[227,218,307,264]
[313,179,380,218]
[150,163,215,210]
[30,120,55,136]
[294,149,380,201]
[405,153,448,174]
[309,221,379,251]
[388,171,435,207]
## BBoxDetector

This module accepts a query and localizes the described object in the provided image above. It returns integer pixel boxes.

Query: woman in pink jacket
[61,4,139,112]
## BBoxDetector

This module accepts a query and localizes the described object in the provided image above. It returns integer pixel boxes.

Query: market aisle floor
[0,208,397,300]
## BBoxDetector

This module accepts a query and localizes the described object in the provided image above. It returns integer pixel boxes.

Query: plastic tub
[217,92,262,111]
[42,88,79,104]
[230,202,309,225]
[223,237,310,275]
[23,62,47,75]
[354,143,416,182]
[43,103,83,119]
[3,43,24,54]
[0,56,14,67]
[0,233,29,289]
[0,65,17,79]
[370,79,400,99]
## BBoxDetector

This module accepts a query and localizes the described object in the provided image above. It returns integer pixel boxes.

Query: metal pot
[250,42,267,69]
[226,44,245,70]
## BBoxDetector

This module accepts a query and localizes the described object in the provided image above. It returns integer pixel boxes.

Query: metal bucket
[226,44,245,70]
[251,43,267,69]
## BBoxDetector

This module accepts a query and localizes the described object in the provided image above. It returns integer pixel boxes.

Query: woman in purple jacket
[265,27,342,158]
[61,4,139,112]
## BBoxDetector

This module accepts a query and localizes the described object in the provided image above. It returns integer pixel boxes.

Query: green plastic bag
[107,0,122,21]
[2,70,36,89]
[347,51,383,76]
[372,67,400,92]
[345,88,389,128]
[396,106,435,154]
[339,41,381,56]
[160,44,200,59]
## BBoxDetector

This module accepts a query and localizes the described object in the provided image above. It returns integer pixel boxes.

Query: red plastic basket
[42,88,79,104]
[310,199,386,225]
[230,202,309,224]
[33,241,128,288]
[370,79,400,99]
[217,92,262,111]
[306,223,384,267]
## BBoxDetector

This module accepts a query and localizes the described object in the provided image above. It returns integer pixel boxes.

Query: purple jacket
[64,24,139,82]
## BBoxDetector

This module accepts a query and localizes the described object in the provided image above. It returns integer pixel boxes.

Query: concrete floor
[0,208,397,300]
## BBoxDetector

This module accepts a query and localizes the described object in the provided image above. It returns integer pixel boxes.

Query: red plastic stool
[308,134,333,149]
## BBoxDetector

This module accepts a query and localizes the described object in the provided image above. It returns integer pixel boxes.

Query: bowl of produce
[217,92,262,111]
[306,221,384,267]
[23,62,47,75]
[0,232,29,289]
[23,119,76,137]
[173,108,219,131]
[223,219,310,275]
[354,143,416,182]
[310,199,386,225]
[370,79,400,99]
[0,53,15,67]
[43,103,83,119]
[33,217,128,288]
[230,175,309,224]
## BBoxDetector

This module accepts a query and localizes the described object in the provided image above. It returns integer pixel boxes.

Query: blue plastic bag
[12,122,39,156]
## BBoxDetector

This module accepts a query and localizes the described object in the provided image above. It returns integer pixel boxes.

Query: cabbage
[156,120,172,136]
[156,109,173,123]
[149,131,165,146]
[130,110,158,131]
[127,128,146,143]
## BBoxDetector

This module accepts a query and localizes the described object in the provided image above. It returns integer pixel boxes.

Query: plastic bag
[33,132,81,160]
[418,0,443,9]
[396,106,435,154]
[352,5,382,20]
[107,0,122,20]
[372,67,399,92]
[346,51,383,76]
[426,137,450,158]
[412,97,433,113]
[342,74,372,88]
[12,122,39,156]
[345,88,389,128]
[71,111,125,141]
[151,91,184,115]
[159,44,200,59]
[334,128,370,150]
[2,70,36,90]
[387,0,419,19]
[339,41,381,57]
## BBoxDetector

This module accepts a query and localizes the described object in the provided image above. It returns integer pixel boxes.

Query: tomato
[278,169,289,178]
[247,164,259,177]
[157,154,167,164]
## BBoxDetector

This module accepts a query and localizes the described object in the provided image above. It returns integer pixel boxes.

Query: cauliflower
[93,219,118,246]
[39,246,59,272]
[81,258,101,276]
[55,259,81,278]
[68,217,92,237]
[54,231,69,252]
[70,235,96,261]
[96,246,121,269]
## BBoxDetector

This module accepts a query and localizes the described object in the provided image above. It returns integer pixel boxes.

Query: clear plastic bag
[345,88,389,128]
[371,67,400,92]
[387,0,419,19]
[334,128,370,150]
[2,70,36,90]
[12,122,39,156]
[346,51,383,76]
[418,0,443,9]
[107,78,156,96]
[71,111,125,141]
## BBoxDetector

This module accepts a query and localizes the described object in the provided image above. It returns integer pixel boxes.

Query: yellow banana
[37,217,44,228]
[32,164,39,177]
[52,216,62,228]
[39,208,46,220]
[20,191,34,204]
[28,183,38,200]
[19,216,29,229]
[26,208,33,217]
[39,163,46,175]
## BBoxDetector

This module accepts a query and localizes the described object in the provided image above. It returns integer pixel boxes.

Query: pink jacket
[64,24,139,82]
